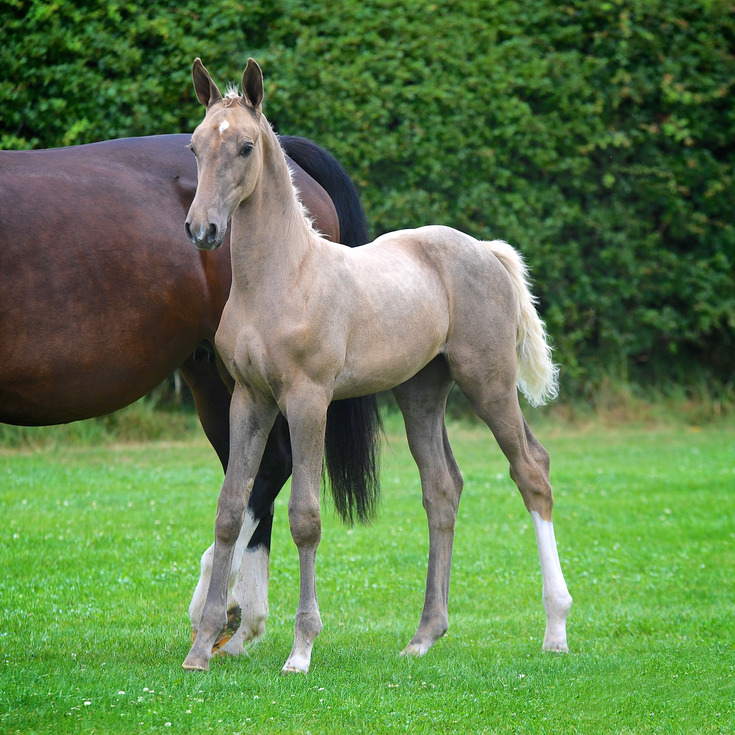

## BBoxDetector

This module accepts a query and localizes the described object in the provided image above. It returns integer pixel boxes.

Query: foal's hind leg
[459,375,572,652]
[393,357,464,656]
[519,416,572,651]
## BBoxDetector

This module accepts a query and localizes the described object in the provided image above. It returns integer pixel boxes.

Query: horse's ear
[241,58,264,110]
[192,58,222,108]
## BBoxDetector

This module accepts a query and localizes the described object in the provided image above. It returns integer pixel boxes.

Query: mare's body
[0,132,381,652]
[0,134,338,429]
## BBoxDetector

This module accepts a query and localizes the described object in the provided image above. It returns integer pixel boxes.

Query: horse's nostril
[208,223,218,243]
[185,221,195,243]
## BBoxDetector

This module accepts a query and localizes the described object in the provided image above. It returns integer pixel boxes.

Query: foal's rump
[409,226,557,407]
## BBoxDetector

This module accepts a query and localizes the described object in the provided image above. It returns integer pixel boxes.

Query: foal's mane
[284,158,323,238]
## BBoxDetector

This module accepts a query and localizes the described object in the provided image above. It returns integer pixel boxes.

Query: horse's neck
[230,122,316,295]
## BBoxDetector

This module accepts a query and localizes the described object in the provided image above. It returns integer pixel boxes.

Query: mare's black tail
[280,136,383,525]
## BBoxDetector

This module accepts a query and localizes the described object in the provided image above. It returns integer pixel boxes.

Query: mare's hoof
[190,604,242,656]
[211,605,242,655]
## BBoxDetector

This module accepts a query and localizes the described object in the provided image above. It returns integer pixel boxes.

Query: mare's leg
[280,384,331,674]
[179,353,233,470]
[456,367,572,652]
[182,385,279,671]
[181,356,290,653]
[392,357,464,656]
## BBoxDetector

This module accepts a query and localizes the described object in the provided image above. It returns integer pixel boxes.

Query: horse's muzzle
[185,219,226,251]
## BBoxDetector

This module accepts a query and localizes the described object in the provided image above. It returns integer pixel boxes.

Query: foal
[182,58,572,674]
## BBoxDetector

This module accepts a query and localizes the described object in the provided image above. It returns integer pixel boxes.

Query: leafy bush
[0,0,284,148]
[2,0,733,393]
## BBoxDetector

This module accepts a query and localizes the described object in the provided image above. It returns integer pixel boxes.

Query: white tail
[483,240,559,407]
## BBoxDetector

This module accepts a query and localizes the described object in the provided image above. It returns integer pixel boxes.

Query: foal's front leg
[281,385,331,674]
[188,414,292,655]
[183,387,279,672]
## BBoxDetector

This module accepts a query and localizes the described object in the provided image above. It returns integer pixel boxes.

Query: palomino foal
[182,58,572,674]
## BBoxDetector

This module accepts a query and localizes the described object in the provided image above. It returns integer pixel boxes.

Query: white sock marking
[530,511,572,651]
[222,545,270,654]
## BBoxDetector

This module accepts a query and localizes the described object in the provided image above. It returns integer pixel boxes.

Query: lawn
[1,413,733,734]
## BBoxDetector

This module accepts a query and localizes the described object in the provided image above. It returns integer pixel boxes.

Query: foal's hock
[182,58,572,674]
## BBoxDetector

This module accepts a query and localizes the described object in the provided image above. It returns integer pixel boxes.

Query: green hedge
[2,0,734,393]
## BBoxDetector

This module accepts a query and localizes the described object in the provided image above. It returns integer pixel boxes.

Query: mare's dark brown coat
[0,134,337,467]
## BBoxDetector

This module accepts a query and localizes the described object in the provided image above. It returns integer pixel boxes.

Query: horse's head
[185,58,264,250]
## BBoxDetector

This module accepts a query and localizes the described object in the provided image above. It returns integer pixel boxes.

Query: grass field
[1,413,733,734]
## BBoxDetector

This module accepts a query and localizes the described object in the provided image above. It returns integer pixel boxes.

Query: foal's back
[325,225,519,399]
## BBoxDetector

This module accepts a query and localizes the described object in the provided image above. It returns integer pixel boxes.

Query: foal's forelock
[200,107,321,237]
[222,86,241,106]
[213,90,249,112]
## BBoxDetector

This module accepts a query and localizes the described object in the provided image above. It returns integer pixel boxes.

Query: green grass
[0,397,201,450]
[1,414,734,734]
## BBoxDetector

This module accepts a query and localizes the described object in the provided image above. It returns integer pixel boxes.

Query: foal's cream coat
[182,58,572,673]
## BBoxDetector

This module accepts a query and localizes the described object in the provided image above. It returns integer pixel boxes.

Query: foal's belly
[332,350,441,399]
[331,248,450,399]
[332,320,447,399]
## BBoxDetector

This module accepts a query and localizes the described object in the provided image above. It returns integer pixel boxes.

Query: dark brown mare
[0,133,381,652]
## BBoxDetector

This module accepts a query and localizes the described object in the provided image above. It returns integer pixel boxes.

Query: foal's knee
[288,504,322,547]
[215,497,248,544]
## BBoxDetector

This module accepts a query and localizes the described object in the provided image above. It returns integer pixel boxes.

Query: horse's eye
[189,145,197,156]
[240,144,253,157]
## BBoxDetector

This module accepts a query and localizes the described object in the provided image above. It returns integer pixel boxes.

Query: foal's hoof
[542,638,569,653]
[281,664,308,676]
[400,641,429,657]
[281,653,310,675]
[182,653,210,672]
[542,619,570,653]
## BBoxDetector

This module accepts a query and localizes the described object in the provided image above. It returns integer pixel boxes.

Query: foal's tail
[484,240,559,407]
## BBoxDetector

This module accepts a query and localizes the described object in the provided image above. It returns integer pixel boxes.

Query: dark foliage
[2,0,734,392]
